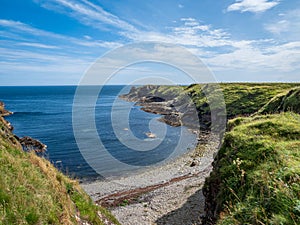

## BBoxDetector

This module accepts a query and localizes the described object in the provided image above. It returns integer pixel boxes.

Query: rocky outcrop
[19,136,47,153]
[0,101,47,154]
[0,101,13,117]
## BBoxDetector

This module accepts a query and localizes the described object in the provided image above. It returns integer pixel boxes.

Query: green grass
[129,83,300,125]
[257,87,300,115]
[0,118,120,225]
[203,112,300,225]
[185,83,299,118]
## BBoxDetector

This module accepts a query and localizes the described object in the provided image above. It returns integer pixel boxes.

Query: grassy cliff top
[203,112,300,225]
[0,113,120,225]
[127,83,300,118]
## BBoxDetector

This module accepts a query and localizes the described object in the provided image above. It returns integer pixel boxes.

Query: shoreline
[81,86,220,224]
[81,133,220,224]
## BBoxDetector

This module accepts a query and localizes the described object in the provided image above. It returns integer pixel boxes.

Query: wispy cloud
[0,19,121,84]
[17,42,59,49]
[0,19,63,39]
[1,0,299,83]
[37,0,138,33]
[0,19,122,49]
[122,18,231,50]
[0,46,92,85]
[227,0,280,13]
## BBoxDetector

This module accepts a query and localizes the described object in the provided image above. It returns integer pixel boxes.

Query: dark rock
[140,96,165,103]
[0,101,13,117]
[190,161,197,167]
[158,114,182,127]
[19,136,47,153]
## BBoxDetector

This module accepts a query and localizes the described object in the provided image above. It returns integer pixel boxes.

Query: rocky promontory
[119,85,202,129]
[0,101,47,154]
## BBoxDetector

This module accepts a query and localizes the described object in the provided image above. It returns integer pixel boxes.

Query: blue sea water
[0,86,197,181]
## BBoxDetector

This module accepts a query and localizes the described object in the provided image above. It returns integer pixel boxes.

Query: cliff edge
[0,101,120,225]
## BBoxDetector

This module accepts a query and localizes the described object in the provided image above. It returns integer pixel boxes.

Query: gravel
[81,134,220,225]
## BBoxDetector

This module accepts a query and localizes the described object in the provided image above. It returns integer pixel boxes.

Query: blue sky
[0,0,300,85]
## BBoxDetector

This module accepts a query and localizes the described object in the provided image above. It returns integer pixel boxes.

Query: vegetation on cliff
[0,104,120,225]
[202,91,300,225]
[257,86,300,115]
[203,112,300,225]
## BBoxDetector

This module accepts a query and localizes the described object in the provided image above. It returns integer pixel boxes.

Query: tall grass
[0,120,120,225]
[203,113,300,225]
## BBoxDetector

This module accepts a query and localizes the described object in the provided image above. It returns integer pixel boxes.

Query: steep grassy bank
[202,113,300,225]
[0,104,120,225]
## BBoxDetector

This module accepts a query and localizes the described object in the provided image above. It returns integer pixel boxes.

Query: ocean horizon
[0,85,197,181]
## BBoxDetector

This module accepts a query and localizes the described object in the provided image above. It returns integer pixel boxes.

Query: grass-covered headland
[0,103,120,225]
[122,83,300,224]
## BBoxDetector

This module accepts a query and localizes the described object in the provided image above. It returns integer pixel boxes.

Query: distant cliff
[120,83,299,130]
[0,101,120,225]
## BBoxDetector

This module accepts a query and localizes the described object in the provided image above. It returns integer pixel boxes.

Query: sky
[0,0,300,85]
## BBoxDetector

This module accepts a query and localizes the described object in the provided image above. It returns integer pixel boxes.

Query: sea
[0,86,197,181]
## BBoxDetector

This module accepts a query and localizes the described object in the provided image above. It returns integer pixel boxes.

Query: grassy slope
[0,116,120,224]
[202,84,300,225]
[187,83,299,117]
[257,87,300,115]
[203,113,300,225]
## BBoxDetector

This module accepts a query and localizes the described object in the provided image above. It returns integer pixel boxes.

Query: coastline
[81,133,220,224]
[80,85,221,224]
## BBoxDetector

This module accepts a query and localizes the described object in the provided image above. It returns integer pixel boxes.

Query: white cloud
[227,0,280,13]
[265,20,289,34]
[265,9,300,40]
[205,40,300,73]
[122,18,231,50]
[83,35,92,40]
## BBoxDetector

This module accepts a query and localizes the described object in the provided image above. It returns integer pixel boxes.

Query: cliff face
[0,102,20,148]
[120,85,192,127]
[0,102,119,225]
